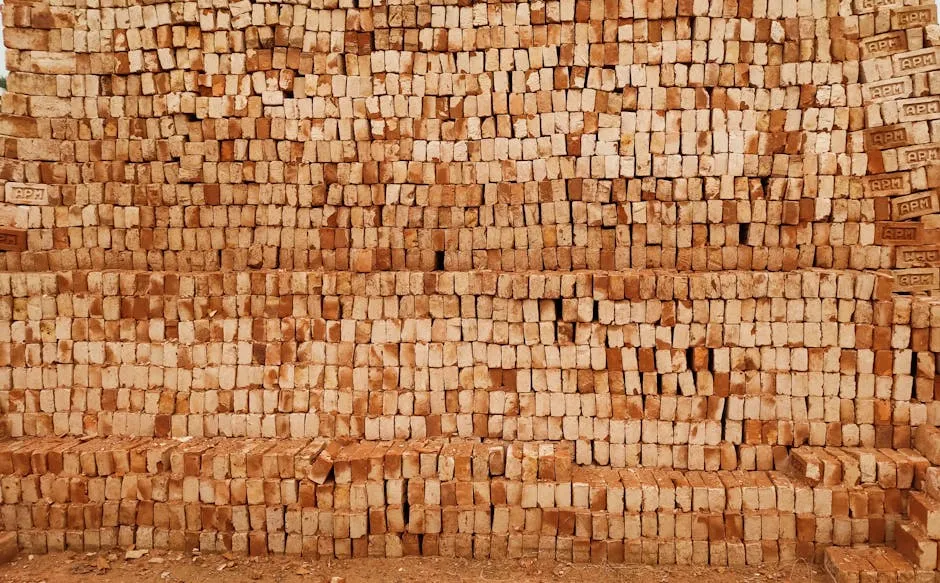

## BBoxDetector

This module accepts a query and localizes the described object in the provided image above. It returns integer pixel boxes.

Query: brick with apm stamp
[890,191,940,221]
[893,48,940,76]
[875,222,923,245]
[854,0,903,14]
[893,268,940,293]
[860,31,907,59]
[864,125,909,150]
[897,144,940,170]
[891,5,936,30]
[895,245,940,269]
[4,183,48,206]
[898,97,940,123]
[864,172,911,197]
[862,77,913,104]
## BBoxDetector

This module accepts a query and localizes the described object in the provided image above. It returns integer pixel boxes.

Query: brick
[0,532,17,564]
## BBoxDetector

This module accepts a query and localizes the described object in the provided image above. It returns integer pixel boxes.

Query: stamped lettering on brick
[0,227,26,252]
[864,172,911,197]
[864,125,909,150]
[862,78,913,104]
[854,0,903,13]
[896,245,940,268]
[894,48,940,76]
[892,5,937,29]
[861,32,907,59]
[891,191,940,221]
[4,183,48,206]
[898,97,940,122]
[893,268,940,292]
[898,144,940,170]
[876,222,923,245]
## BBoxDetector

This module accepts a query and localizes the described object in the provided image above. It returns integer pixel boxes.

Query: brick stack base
[0,433,932,567]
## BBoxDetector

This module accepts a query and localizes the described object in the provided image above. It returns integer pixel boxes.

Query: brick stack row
[0,435,929,565]
[0,0,935,279]
[0,269,937,470]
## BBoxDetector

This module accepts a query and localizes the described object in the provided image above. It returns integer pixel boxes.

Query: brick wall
[0,0,938,565]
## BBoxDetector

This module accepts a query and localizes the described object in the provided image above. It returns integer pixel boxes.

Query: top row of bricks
[0,0,894,26]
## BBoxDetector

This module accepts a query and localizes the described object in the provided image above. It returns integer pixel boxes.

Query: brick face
[0,0,938,568]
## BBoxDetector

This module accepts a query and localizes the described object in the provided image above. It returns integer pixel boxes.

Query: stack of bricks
[0,0,938,569]
[861,1,940,293]
[824,546,929,583]
[0,269,937,471]
[894,425,940,574]
[0,435,927,564]
[0,0,936,280]
[822,427,940,582]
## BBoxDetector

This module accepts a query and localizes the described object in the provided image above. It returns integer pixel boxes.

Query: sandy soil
[0,550,829,583]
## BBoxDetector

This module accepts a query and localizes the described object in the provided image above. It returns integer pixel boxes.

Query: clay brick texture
[0,0,939,572]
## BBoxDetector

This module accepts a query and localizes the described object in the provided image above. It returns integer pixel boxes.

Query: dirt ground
[0,549,829,583]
